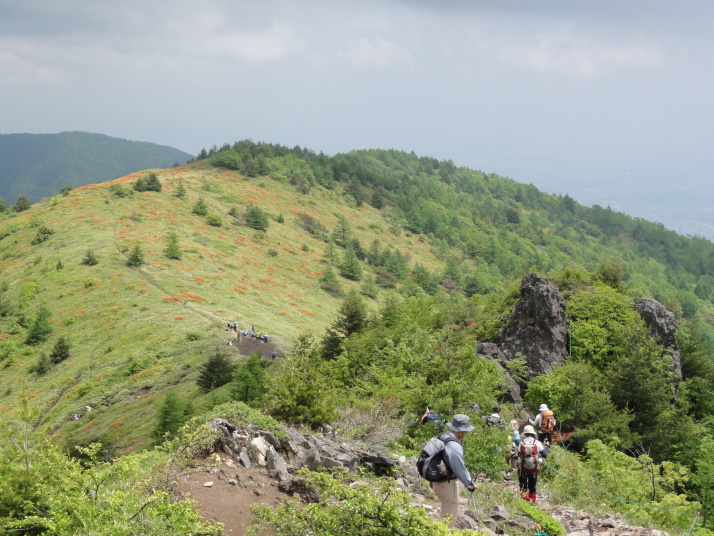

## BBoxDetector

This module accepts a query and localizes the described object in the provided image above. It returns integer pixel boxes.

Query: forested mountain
[2,140,714,534]
[0,131,192,204]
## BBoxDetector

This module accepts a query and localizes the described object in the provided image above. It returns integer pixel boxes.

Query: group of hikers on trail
[418,402,556,527]
[225,321,270,344]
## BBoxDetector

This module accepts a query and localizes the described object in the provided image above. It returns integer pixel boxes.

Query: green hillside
[3,141,714,533]
[0,131,192,204]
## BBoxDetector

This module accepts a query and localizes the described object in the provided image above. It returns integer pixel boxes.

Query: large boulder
[634,298,682,385]
[497,274,568,379]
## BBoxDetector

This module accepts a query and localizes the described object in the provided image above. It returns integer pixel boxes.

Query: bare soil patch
[175,452,287,535]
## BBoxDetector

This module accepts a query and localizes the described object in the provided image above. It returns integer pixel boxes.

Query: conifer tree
[164,231,182,259]
[192,196,209,216]
[339,244,362,281]
[14,195,31,212]
[153,391,187,442]
[332,215,351,247]
[321,291,367,359]
[174,179,187,198]
[144,172,162,192]
[49,336,71,364]
[197,351,235,393]
[319,266,343,296]
[360,274,378,299]
[323,238,337,266]
[245,205,269,231]
[126,245,145,267]
[25,304,52,345]
[231,353,267,408]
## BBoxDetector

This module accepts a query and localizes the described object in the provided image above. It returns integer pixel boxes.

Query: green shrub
[248,469,452,536]
[31,224,54,245]
[205,213,223,227]
[81,249,99,266]
[519,500,566,536]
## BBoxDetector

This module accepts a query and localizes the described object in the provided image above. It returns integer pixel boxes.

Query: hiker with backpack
[420,406,445,428]
[505,419,520,479]
[518,424,549,502]
[528,403,556,445]
[482,405,505,430]
[417,414,477,527]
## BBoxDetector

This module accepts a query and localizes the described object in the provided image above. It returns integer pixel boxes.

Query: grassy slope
[0,161,444,454]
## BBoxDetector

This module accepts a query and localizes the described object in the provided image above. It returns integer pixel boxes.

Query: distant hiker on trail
[528,403,556,445]
[482,405,505,429]
[236,330,241,342]
[420,406,445,431]
[518,425,548,502]
[431,414,477,527]
[505,419,520,479]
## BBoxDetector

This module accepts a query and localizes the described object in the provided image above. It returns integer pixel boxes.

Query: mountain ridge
[0,131,193,203]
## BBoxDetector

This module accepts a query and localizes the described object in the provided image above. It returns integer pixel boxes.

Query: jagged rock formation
[634,298,682,385]
[496,273,569,379]
[209,418,395,484]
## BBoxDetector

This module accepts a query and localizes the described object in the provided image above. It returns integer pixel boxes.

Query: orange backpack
[540,409,555,433]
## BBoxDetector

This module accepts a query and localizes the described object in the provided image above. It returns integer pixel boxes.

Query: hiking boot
[530,493,537,503]
[522,492,531,501]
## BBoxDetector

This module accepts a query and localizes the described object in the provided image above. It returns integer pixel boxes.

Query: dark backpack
[417,432,458,482]
[519,441,540,475]
[483,415,504,429]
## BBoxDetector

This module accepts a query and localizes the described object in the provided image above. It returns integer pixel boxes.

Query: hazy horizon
[2,0,712,239]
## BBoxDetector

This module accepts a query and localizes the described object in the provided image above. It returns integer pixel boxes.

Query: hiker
[271,350,277,359]
[528,403,556,445]
[420,406,445,429]
[483,405,505,429]
[432,414,477,527]
[505,419,520,478]
[518,424,548,502]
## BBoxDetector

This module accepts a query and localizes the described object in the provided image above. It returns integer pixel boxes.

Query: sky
[1,0,713,238]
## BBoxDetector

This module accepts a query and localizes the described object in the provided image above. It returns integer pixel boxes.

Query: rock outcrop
[497,273,569,379]
[634,298,682,385]
[208,418,395,479]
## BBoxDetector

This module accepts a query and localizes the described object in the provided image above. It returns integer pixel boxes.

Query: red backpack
[519,442,540,474]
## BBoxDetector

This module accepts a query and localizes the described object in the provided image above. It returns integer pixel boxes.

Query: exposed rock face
[209,419,395,478]
[497,273,569,379]
[634,298,682,384]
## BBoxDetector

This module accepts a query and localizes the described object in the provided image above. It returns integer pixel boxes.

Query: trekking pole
[468,493,480,526]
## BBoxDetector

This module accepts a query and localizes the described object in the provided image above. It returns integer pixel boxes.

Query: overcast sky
[2,1,713,238]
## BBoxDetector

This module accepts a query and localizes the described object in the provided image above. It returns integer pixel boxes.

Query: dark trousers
[518,472,538,494]
[538,432,552,445]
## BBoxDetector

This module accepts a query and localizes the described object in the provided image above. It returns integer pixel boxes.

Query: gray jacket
[442,430,474,488]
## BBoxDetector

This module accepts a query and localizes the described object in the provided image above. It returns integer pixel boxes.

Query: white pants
[432,479,460,526]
